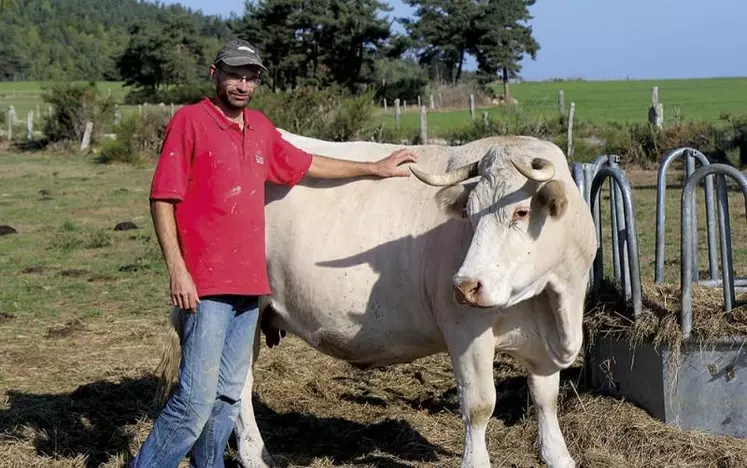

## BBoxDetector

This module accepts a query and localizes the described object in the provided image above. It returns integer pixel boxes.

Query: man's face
[210,63,262,110]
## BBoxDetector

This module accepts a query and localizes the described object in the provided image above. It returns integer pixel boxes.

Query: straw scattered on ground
[3,312,747,468]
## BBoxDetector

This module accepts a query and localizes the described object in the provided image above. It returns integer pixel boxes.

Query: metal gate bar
[655,148,718,284]
[680,163,747,339]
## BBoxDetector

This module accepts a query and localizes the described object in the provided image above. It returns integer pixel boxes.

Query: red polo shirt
[149,97,313,297]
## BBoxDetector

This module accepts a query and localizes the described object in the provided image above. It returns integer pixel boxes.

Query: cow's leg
[528,371,575,468]
[444,320,496,468]
[234,314,273,467]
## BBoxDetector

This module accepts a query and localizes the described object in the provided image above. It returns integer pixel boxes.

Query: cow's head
[411,143,569,309]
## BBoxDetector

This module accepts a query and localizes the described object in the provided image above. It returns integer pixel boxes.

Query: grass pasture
[0,82,129,121]
[1,149,747,467]
[375,76,747,136]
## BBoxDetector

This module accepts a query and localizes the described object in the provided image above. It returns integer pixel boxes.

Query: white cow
[155,131,597,468]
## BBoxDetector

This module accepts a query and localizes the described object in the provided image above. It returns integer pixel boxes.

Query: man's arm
[150,199,200,312]
[305,149,418,179]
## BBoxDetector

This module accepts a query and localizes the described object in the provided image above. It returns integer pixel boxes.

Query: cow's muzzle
[454,278,483,306]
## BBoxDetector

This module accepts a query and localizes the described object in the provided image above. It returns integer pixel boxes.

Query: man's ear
[435,182,475,220]
[536,180,568,218]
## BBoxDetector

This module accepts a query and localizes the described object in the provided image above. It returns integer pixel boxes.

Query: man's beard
[217,86,251,109]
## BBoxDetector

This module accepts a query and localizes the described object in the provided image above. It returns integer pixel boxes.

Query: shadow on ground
[0,375,160,467]
[1,373,453,467]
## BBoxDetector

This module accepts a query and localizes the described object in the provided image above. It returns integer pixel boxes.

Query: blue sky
[161,0,747,81]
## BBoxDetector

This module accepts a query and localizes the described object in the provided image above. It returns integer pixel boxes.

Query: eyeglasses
[219,67,262,86]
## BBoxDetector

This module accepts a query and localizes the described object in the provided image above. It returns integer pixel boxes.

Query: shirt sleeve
[149,111,194,202]
[266,124,313,187]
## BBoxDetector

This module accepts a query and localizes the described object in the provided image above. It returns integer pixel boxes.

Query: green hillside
[0,0,231,82]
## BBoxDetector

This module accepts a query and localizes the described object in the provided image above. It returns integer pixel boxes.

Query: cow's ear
[436,183,474,220]
[537,180,568,218]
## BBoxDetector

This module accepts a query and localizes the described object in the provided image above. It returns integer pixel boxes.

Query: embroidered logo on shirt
[255,152,265,164]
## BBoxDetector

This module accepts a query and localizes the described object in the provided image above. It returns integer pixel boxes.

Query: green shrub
[252,86,379,141]
[658,121,731,162]
[99,109,170,164]
[720,113,747,167]
[375,77,428,104]
[41,82,116,146]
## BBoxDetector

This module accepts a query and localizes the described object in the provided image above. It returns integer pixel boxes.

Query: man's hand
[372,148,419,178]
[170,265,200,313]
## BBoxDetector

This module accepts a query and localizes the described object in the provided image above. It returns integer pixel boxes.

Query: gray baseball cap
[213,39,268,72]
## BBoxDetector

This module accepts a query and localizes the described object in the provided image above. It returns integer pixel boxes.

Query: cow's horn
[511,157,555,182]
[410,161,479,187]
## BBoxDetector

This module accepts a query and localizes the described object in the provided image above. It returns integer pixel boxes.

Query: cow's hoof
[545,457,576,468]
[239,454,274,468]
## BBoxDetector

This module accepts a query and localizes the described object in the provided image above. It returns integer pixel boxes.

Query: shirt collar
[201,97,250,131]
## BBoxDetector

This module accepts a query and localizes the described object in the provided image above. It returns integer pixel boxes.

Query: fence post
[394,98,401,130]
[417,95,421,107]
[383,99,387,111]
[420,106,428,144]
[567,102,576,158]
[558,90,565,117]
[7,107,12,140]
[649,86,663,128]
[80,121,93,152]
[469,94,475,120]
[26,111,33,141]
[429,94,435,110]
[170,103,175,116]
[114,105,122,126]
[482,111,489,129]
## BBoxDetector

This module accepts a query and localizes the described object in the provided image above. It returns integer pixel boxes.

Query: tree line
[0,0,539,100]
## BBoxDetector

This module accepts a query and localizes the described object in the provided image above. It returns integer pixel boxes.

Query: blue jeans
[130,295,259,468]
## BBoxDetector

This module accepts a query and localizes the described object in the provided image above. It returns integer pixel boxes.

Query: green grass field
[0,81,130,120]
[375,76,747,136]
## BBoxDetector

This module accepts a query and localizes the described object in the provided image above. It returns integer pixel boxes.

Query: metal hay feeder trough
[575,151,747,438]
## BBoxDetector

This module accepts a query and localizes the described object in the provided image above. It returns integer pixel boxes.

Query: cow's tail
[154,307,183,407]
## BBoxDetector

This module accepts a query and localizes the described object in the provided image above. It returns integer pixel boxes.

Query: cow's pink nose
[455,278,482,305]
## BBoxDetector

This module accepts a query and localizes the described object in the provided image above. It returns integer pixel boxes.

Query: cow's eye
[512,208,530,221]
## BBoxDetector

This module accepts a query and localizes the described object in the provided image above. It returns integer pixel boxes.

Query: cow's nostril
[454,278,482,305]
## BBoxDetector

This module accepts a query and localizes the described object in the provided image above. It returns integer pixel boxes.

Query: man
[130,39,417,467]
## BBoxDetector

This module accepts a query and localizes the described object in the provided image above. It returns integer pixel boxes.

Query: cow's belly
[266,262,446,367]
